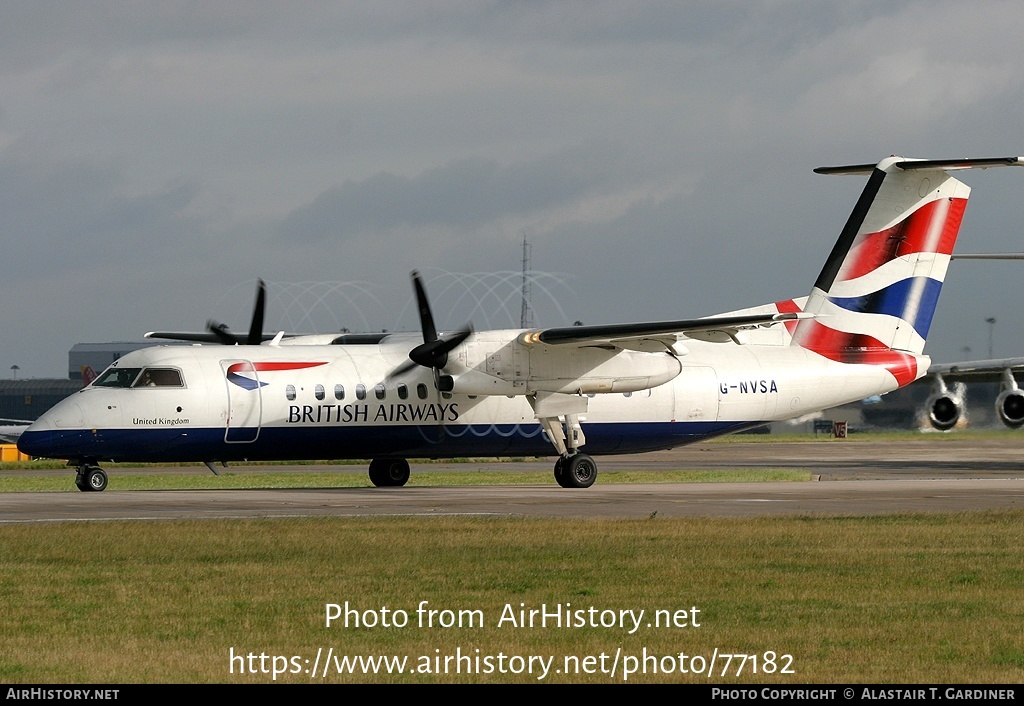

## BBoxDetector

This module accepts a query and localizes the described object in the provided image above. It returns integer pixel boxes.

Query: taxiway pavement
[2,436,1022,522]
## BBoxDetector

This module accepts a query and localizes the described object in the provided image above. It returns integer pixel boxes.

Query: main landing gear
[533,399,598,488]
[553,453,597,488]
[368,458,411,487]
[74,465,108,492]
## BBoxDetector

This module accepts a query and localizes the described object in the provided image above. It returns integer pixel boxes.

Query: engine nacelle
[448,338,683,396]
[996,389,1024,429]
[926,392,962,431]
[443,353,681,397]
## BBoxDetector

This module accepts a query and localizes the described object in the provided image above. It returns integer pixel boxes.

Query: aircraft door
[221,359,263,443]
[675,366,720,423]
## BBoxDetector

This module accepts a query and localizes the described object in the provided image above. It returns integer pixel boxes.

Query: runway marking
[0,512,510,524]
[734,499,795,502]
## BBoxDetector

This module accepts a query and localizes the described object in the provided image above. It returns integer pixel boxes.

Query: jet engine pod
[926,392,962,431]
[996,388,1024,429]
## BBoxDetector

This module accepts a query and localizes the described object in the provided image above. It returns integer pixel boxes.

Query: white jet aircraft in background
[908,252,1024,431]
[18,155,1024,491]
[921,357,1024,430]
[0,419,31,444]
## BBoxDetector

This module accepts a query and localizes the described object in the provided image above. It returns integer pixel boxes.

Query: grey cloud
[4,1,1024,378]
[278,143,631,242]
[0,161,205,282]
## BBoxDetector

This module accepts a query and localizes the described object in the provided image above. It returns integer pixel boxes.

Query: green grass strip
[1,511,1022,683]
[0,468,810,493]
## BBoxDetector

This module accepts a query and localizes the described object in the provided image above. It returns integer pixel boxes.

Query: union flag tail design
[791,156,991,386]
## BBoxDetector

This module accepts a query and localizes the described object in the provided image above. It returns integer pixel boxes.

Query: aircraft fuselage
[19,332,914,465]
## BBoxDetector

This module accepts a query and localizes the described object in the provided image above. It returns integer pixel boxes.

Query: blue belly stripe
[19,420,764,463]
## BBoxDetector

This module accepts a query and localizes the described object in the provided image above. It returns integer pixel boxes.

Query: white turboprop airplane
[18,155,1024,492]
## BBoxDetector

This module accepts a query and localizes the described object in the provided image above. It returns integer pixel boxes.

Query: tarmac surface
[2,435,1023,521]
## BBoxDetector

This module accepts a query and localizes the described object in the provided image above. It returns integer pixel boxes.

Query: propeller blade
[411,271,438,344]
[446,325,473,349]
[150,278,269,345]
[206,320,238,345]
[246,279,266,345]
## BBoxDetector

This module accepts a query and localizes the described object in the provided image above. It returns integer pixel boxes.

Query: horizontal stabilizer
[815,156,1024,175]
[951,253,1024,260]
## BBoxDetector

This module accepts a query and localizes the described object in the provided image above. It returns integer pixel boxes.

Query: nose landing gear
[74,465,108,492]
[368,458,411,487]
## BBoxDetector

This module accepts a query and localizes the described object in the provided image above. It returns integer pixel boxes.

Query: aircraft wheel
[553,457,569,487]
[561,454,597,489]
[368,458,410,487]
[86,467,108,492]
[78,466,108,492]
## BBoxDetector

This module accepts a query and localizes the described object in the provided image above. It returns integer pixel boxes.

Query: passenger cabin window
[417,383,428,400]
[334,384,345,400]
[132,368,184,388]
[356,384,366,400]
[286,385,296,401]
[397,383,408,400]
[374,384,386,400]
[93,368,142,388]
[315,384,325,401]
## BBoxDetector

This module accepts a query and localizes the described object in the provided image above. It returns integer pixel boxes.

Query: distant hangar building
[0,378,82,422]
[67,341,169,382]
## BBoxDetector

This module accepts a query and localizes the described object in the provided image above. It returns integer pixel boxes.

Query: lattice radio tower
[520,235,533,329]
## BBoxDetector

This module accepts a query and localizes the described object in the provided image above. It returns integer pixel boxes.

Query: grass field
[3,430,1021,683]
[2,511,1023,683]
[0,468,811,492]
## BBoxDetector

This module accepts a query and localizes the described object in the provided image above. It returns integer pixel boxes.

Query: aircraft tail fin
[791,156,1023,386]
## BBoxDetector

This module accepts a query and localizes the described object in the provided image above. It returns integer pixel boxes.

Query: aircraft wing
[144,330,281,343]
[523,311,810,351]
[927,358,1024,382]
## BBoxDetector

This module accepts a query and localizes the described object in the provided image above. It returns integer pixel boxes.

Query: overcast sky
[4,1,1024,378]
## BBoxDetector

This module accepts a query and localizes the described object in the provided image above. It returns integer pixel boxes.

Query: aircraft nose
[16,405,80,459]
[17,425,53,458]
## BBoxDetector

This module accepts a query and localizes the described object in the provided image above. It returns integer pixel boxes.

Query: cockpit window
[132,368,184,388]
[92,368,143,388]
